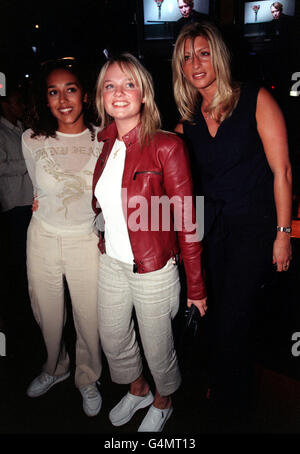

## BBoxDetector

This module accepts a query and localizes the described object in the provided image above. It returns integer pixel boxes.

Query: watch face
[277,227,291,233]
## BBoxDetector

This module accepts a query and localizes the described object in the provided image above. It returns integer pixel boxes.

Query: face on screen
[270,6,282,19]
[178,0,193,18]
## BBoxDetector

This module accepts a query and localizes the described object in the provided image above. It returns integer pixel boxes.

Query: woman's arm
[162,134,207,314]
[22,133,38,209]
[256,87,292,272]
[174,123,207,315]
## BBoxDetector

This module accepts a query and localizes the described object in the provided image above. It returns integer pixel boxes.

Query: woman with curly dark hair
[22,60,103,417]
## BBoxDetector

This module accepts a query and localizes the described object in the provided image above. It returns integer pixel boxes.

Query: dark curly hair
[25,59,96,140]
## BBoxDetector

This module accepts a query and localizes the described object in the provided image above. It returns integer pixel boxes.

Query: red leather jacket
[92,122,206,300]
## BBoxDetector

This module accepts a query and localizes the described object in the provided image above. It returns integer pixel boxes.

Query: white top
[22,127,103,234]
[0,117,33,211]
[95,139,134,264]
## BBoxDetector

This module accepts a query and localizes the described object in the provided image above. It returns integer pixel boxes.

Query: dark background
[1,0,299,182]
[0,0,299,435]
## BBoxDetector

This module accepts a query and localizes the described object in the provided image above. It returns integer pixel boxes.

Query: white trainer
[109,391,154,426]
[79,382,102,417]
[138,405,173,432]
[27,371,70,398]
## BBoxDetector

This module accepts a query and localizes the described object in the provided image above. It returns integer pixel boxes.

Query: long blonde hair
[172,22,240,123]
[96,53,161,145]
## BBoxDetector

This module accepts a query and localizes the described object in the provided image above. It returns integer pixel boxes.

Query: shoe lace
[39,373,53,385]
[81,383,99,399]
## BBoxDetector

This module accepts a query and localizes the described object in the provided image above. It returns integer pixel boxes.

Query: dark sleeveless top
[183,83,276,236]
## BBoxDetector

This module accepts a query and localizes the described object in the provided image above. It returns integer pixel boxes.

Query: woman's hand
[273,234,292,272]
[187,297,207,317]
[32,196,39,212]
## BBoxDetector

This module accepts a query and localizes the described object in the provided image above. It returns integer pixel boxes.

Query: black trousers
[203,214,276,418]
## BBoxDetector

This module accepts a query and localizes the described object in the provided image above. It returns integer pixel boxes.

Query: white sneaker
[138,405,173,432]
[27,371,70,398]
[79,382,102,417]
[109,391,154,426]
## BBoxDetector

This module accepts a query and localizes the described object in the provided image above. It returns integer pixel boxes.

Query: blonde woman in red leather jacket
[93,53,206,432]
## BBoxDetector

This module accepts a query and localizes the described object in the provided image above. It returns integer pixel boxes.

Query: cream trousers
[98,253,182,396]
[26,217,102,388]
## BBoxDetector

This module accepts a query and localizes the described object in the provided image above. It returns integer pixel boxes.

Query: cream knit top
[22,127,103,234]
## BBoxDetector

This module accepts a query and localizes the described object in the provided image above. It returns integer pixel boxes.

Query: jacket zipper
[133,171,162,180]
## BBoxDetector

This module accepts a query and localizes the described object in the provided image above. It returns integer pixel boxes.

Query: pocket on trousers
[167,264,180,320]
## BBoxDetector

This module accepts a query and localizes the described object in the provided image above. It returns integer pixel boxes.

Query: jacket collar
[97,121,141,149]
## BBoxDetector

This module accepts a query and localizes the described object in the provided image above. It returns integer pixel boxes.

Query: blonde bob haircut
[96,53,161,145]
[172,22,240,123]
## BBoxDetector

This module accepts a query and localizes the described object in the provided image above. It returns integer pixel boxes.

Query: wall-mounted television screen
[243,0,295,37]
[244,0,295,24]
[143,0,210,40]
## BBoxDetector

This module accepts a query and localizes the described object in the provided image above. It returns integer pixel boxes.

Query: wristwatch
[277,226,292,233]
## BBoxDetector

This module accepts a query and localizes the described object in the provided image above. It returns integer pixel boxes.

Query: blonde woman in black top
[172,22,292,425]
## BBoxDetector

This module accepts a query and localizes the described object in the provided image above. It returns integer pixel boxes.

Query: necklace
[113,147,122,159]
[113,140,124,159]
[201,108,211,120]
